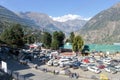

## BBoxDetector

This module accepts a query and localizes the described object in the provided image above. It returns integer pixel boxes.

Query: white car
[103,57,111,62]
[89,57,96,63]
[104,67,111,72]
[58,59,71,65]
[104,67,117,74]
[115,66,120,72]
[46,59,54,66]
[59,61,72,68]
[88,66,101,74]
[103,61,111,64]
[53,60,59,66]
[80,63,88,67]
[102,58,111,64]
[59,63,64,68]
[19,59,30,64]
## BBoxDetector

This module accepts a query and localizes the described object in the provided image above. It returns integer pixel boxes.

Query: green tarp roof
[88,44,120,53]
[62,43,120,53]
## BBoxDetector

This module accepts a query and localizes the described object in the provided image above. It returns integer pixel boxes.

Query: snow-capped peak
[50,14,91,22]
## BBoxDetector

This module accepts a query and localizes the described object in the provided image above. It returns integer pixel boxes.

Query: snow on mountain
[50,14,91,22]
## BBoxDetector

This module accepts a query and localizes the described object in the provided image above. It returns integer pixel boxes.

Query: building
[29,42,43,50]
[59,42,72,52]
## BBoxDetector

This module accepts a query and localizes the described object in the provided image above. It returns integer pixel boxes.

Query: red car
[97,65,105,69]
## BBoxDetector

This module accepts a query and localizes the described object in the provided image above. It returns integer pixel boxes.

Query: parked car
[19,59,30,64]
[103,61,111,65]
[72,63,80,69]
[58,58,71,67]
[80,63,88,67]
[89,57,96,63]
[96,60,103,64]
[39,56,50,62]
[46,59,54,66]
[88,66,101,74]
[58,58,70,63]
[103,57,111,64]
[110,60,120,66]
[104,66,117,74]
[88,63,96,67]
[72,57,78,62]
[64,62,73,68]
[53,60,59,67]
[97,64,105,69]
[59,63,64,68]
[72,61,81,66]
[80,66,88,71]
[115,65,120,72]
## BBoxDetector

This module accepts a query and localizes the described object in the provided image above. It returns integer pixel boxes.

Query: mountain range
[77,2,120,44]
[17,12,87,34]
[0,5,87,34]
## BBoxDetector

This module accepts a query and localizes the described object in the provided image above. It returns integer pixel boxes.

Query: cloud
[50,14,91,22]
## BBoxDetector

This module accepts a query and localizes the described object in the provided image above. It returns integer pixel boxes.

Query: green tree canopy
[42,32,52,48]
[0,24,24,47]
[81,45,90,56]
[70,32,75,43]
[51,40,59,50]
[51,31,65,50]
[58,31,65,46]
[72,35,84,52]
[23,28,42,44]
[23,34,36,44]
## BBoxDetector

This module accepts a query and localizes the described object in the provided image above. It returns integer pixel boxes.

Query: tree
[65,38,70,43]
[81,45,90,56]
[51,40,59,50]
[72,35,84,52]
[0,24,24,47]
[52,31,59,40]
[58,31,65,47]
[51,31,65,50]
[42,32,52,48]
[23,28,42,44]
[23,34,36,44]
[70,32,75,43]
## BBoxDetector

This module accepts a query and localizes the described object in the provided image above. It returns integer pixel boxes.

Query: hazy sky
[0,0,120,18]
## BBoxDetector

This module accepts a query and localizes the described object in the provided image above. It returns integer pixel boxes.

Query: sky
[0,0,120,18]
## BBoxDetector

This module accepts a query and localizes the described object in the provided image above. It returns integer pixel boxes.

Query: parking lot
[19,49,120,80]
[38,50,120,80]
[1,47,120,80]
[6,58,93,80]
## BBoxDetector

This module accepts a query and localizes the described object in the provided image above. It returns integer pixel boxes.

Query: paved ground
[6,59,93,80]
[15,68,93,80]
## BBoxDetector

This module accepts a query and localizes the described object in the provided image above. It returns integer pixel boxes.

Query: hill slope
[77,2,120,44]
[17,12,61,32]
[0,5,37,32]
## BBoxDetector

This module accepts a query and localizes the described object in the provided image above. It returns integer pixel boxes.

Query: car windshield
[88,64,95,66]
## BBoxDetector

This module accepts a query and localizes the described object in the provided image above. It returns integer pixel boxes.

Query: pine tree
[0,24,24,47]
